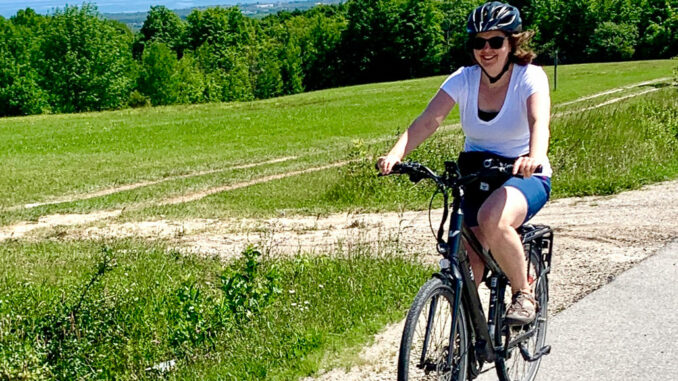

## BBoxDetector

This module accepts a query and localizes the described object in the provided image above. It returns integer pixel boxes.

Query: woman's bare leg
[475,186,530,294]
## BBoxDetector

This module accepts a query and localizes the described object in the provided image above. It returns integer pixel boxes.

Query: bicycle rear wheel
[495,247,548,381]
[398,277,470,381]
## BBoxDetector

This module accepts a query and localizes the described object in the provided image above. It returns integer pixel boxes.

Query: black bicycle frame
[439,195,554,367]
[441,185,501,365]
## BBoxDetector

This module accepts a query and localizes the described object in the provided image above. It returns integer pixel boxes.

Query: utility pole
[554,49,558,91]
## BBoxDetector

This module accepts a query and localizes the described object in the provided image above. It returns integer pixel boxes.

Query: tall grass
[0,240,430,380]
[550,86,678,196]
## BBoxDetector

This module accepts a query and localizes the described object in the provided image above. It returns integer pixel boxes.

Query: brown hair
[508,30,537,65]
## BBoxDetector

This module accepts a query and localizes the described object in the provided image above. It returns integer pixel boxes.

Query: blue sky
[0,1,274,18]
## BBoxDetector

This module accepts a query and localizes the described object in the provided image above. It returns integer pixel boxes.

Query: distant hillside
[104,0,343,30]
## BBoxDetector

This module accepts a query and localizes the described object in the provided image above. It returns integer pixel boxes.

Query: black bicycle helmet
[467,2,522,34]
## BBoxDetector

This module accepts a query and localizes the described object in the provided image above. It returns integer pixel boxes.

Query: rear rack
[519,224,554,300]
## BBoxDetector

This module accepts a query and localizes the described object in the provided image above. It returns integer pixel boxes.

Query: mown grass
[124,86,677,220]
[0,240,430,380]
[0,149,345,225]
[0,60,673,216]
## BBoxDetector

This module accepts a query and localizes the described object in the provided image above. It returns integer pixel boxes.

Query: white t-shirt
[440,64,552,177]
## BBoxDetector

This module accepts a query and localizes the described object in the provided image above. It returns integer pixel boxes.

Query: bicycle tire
[495,246,548,381]
[398,277,470,381]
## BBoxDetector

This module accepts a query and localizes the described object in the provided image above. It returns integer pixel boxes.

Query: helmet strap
[481,58,511,84]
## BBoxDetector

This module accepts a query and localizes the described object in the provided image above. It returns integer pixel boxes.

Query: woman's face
[472,30,511,77]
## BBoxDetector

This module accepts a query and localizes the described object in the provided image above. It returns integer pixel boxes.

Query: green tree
[187,7,256,101]
[251,42,284,99]
[11,7,46,29]
[397,0,445,77]
[261,9,343,92]
[637,0,678,58]
[532,0,598,63]
[139,5,186,53]
[174,53,206,104]
[137,42,179,105]
[0,16,49,116]
[586,21,639,60]
[278,37,305,95]
[259,17,306,95]
[37,4,134,113]
[340,0,402,84]
[195,42,253,102]
[186,6,255,50]
[301,11,345,90]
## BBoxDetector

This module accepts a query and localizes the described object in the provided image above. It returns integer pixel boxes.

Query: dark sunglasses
[471,36,506,50]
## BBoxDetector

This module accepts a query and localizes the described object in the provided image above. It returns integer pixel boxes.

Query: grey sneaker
[505,291,538,326]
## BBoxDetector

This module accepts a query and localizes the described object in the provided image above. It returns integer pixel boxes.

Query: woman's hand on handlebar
[376,155,401,175]
[512,156,542,178]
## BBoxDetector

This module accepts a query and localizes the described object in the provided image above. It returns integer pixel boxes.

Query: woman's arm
[514,90,550,177]
[378,90,456,174]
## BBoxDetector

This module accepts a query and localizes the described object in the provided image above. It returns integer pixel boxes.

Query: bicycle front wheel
[495,247,548,381]
[397,277,470,381]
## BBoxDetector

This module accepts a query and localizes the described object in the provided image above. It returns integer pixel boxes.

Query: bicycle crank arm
[518,343,551,362]
[506,326,537,350]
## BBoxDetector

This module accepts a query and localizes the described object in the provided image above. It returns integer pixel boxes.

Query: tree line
[0,0,675,117]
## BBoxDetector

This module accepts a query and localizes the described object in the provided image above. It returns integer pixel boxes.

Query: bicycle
[377,158,553,381]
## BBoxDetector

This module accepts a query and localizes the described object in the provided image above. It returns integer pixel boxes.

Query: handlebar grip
[512,164,544,176]
[375,160,405,176]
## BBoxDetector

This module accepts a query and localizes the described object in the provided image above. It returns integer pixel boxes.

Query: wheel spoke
[398,279,469,380]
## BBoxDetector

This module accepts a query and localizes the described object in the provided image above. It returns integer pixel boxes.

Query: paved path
[537,239,678,380]
[478,239,678,380]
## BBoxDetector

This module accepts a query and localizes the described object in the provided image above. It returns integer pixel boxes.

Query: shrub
[127,90,150,108]
[219,246,281,321]
[586,22,639,61]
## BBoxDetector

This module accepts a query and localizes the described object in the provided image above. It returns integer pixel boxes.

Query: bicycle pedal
[519,343,551,362]
[539,345,552,356]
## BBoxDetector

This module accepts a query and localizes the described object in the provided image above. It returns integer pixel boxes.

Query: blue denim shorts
[462,176,551,227]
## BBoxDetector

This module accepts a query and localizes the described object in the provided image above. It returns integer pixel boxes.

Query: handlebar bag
[457,151,515,206]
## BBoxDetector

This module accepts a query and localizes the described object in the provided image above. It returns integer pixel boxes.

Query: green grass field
[0,59,674,224]
[118,86,676,221]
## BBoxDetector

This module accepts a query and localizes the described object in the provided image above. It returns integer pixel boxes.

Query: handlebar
[376,158,543,255]
[376,158,519,191]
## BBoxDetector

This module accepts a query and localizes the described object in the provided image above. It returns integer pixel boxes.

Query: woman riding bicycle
[377,1,552,325]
